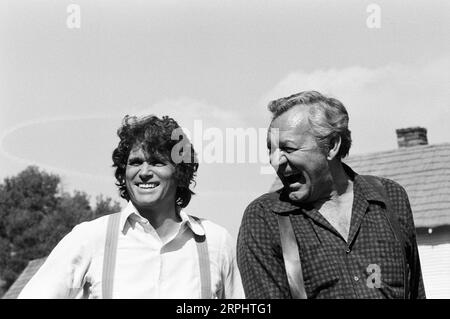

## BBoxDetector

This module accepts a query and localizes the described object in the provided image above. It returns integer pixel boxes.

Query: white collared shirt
[18,202,244,299]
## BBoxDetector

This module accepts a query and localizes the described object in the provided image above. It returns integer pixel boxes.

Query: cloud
[0,97,246,177]
[261,57,450,154]
[0,116,119,180]
[132,97,246,129]
[0,97,257,222]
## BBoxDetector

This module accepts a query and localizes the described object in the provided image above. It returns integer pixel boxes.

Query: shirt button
[354,276,359,282]
[346,248,351,254]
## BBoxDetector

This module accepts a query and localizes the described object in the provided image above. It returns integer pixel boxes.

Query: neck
[313,160,353,208]
[329,160,353,197]
[135,200,181,231]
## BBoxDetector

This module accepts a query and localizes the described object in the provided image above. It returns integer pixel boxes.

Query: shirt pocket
[370,237,405,298]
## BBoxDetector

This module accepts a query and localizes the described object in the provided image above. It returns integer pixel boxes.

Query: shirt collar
[119,202,140,231]
[269,163,386,214]
[119,202,205,236]
[267,191,306,214]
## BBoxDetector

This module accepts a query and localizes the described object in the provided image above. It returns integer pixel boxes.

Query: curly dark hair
[112,115,198,208]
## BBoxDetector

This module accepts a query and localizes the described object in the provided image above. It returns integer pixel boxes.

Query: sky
[0,0,449,239]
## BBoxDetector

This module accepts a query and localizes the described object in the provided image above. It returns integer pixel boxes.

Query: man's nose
[270,149,288,171]
[139,162,154,180]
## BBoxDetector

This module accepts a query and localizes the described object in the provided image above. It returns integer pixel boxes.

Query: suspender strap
[192,216,212,299]
[101,214,212,299]
[276,176,411,299]
[277,214,307,299]
[363,175,409,299]
[102,213,121,299]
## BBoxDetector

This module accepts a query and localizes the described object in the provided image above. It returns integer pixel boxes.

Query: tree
[93,194,122,218]
[0,166,122,295]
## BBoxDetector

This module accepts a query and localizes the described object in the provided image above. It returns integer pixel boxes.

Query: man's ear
[327,136,341,160]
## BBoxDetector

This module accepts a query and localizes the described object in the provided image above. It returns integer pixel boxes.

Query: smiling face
[268,106,334,203]
[125,146,178,211]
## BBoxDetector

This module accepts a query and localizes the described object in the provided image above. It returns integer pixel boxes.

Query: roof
[344,143,450,228]
[269,143,450,228]
[2,257,46,299]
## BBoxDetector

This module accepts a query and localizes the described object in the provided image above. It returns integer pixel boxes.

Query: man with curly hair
[237,91,425,299]
[19,115,244,299]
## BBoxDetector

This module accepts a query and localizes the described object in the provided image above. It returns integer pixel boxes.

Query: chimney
[396,127,428,148]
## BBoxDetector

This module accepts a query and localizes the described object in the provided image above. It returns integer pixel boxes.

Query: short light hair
[268,90,352,158]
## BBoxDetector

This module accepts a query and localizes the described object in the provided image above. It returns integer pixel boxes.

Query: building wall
[417,226,450,299]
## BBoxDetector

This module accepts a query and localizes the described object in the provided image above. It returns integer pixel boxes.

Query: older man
[237,91,425,299]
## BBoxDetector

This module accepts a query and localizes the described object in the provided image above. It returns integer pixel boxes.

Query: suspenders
[101,213,211,299]
[102,213,121,299]
[277,175,410,299]
[191,216,212,299]
[277,214,307,299]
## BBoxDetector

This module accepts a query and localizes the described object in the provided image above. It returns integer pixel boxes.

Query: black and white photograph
[0,0,449,305]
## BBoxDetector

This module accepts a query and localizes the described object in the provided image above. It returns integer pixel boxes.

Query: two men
[237,91,425,298]
[18,90,424,299]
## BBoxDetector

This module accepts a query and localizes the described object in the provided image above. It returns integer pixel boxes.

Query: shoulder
[248,191,281,207]
[375,176,410,202]
[240,192,282,232]
[67,213,118,246]
[359,174,409,200]
[187,215,237,261]
[243,192,280,218]
[189,216,232,243]
[362,175,415,231]
[238,192,281,240]
[73,213,111,233]
[378,176,406,192]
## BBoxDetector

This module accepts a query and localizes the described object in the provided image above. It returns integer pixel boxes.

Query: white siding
[418,243,450,299]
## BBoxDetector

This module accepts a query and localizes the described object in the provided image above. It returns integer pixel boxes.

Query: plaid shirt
[237,164,425,299]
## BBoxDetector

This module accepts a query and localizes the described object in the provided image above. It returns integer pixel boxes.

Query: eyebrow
[271,138,298,147]
[128,154,170,163]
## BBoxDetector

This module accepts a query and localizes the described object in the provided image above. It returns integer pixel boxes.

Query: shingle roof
[344,143,450,228]
[269,143,450,229]
[2,257,46,299]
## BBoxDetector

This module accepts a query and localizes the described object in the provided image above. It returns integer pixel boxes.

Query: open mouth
[136,182,160,189]
[283,172,304,185]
